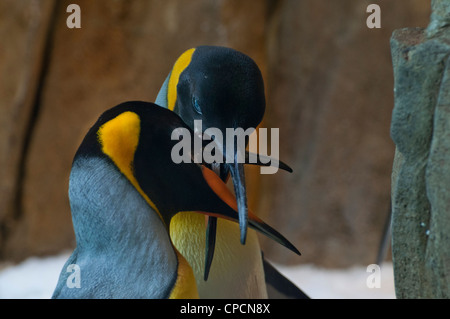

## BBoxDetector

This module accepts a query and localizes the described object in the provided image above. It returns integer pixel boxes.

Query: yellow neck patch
[97,111,163,223]
[168,48,196,111]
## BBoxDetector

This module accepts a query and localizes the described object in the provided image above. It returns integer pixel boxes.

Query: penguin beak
[245,151,293,173]
[200,165,300,256]
[228,159,248,245]
[216,148,294,246]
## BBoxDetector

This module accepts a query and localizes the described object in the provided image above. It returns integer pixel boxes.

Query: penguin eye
[192,97,202,115]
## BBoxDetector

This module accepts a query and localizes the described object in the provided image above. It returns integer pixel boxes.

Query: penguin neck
[68,156,180,297]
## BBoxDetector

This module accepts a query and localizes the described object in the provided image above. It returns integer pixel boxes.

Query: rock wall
[390,0,450,299]
[0,0,429,267]
[0,0,57,260]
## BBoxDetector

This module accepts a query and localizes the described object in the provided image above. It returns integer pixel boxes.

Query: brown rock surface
[0,0,56,259]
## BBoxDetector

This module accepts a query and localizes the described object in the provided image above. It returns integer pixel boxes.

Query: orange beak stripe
[200,165,264,224]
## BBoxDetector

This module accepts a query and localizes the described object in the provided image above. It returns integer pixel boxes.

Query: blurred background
[0,0,430,270]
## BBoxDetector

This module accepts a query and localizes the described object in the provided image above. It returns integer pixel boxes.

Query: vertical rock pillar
[391,0,450,298]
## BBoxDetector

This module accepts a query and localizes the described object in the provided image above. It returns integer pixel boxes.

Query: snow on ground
[0,252,395,299]
[271,261,395,299]
[0,253,70,299]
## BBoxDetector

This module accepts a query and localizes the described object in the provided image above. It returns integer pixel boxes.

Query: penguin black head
[173,46,265,135]
[73,101,299,255]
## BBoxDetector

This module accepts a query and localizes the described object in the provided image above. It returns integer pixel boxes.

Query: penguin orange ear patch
[97,111,163,221]
[168,48,196,111]
[98,111,140,173]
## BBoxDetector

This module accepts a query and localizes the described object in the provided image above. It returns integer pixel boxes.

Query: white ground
[0,252,395,299]
[271,261,395,299]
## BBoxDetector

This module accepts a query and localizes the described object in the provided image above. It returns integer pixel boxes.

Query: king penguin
[52,101,299,299]
[156,46,308,298]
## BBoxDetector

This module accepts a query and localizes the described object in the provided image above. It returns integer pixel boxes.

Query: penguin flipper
[262,255,310,299]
